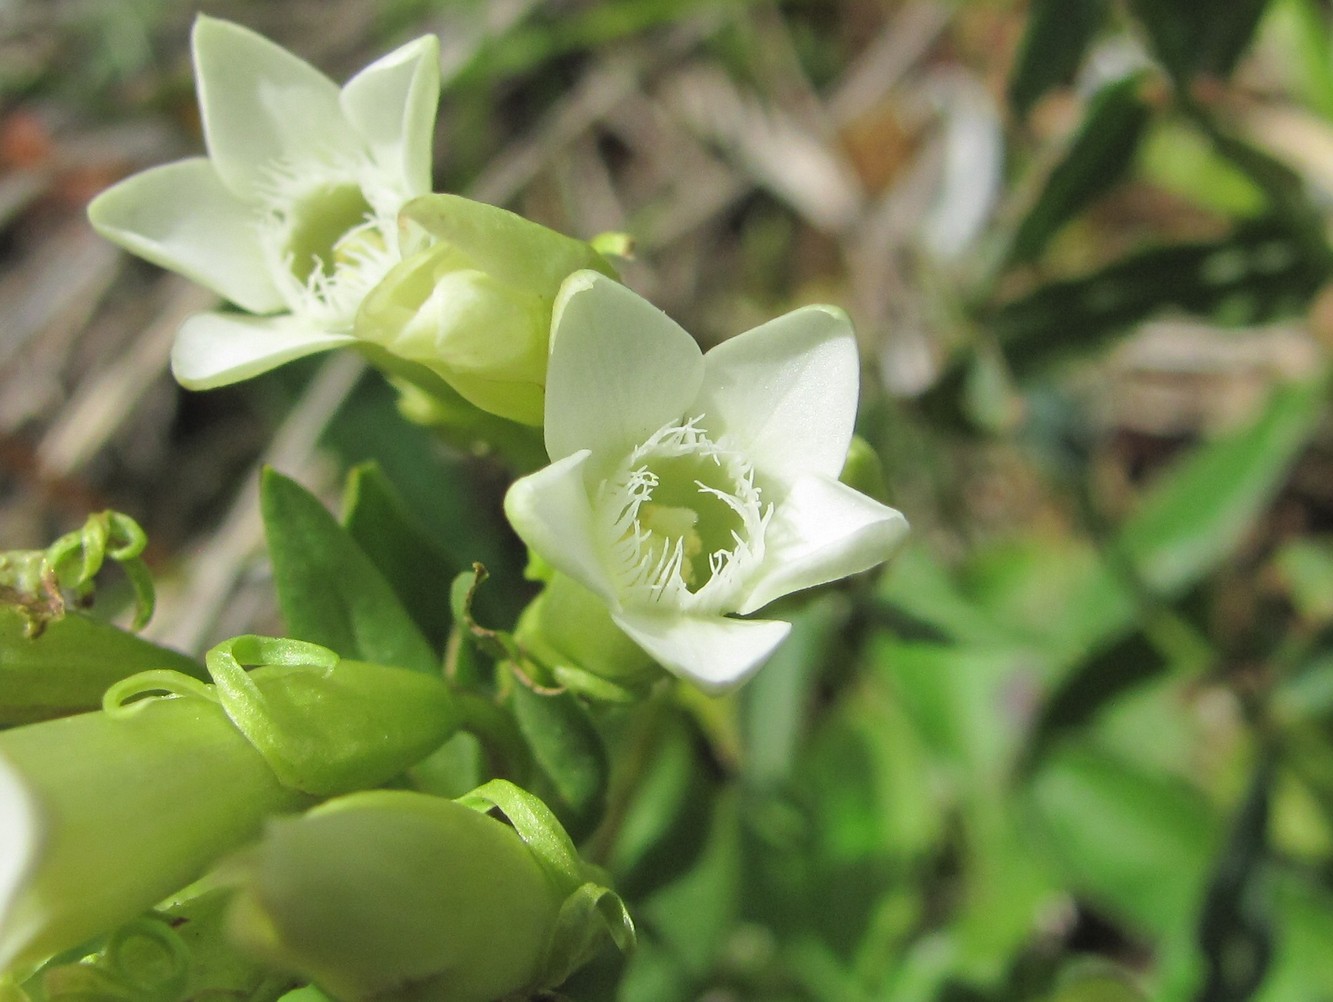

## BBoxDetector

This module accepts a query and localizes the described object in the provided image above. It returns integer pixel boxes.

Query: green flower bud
[355,194,617,426]
[0,689,309,977]
[0,637,460,977]
[226,790,565,1002]
[515,573,660,694]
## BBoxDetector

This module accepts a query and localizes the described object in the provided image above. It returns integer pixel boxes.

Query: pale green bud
[0,691,308,977]
[515,573,660,695]
[226,790,566,1002]
[0,637,460,977]
[355,194,617,426]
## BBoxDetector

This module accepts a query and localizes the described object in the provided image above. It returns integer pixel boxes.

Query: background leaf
[260,468,436,674]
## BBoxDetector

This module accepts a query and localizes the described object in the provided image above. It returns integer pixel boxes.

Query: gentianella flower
[87,16,440,389]
[504,272,909,693]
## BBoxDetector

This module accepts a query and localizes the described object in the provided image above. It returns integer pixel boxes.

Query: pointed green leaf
[1028,743,1219,937]
[1128,0,1270,84]
[1006,74,1152,266]
[341,462,458,648]
[992,218,1328,378]
[260,468,436,673]
[510,683,609,839]
[1008,0,1110,118]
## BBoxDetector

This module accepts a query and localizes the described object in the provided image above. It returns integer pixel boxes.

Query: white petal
[192,16,356,199]
[612,610,790,694]
[0,753,42,973]
[504,451,615,599]
[737,475,908,615]
[340,35,440,197]
[171,313,354,389]
[545,272,703,466]
[87,159,284,314]
[695,305,858,487]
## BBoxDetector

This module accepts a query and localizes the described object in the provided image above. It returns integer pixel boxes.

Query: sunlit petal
[738,475,908,614]
[612,610,790,694]
[695,305,858,487]
[544,272,703,467]
[88,159,284,314]
[505,451,616,600]
[192,15,355,199]
[340,35,441,196]
[171,313,354,389]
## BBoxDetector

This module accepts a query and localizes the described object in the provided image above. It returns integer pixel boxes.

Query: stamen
[597,416,770,613]
[250,150,405,332]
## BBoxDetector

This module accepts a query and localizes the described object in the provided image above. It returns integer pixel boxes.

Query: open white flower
[87,16,440,389]
[504,272,908,693]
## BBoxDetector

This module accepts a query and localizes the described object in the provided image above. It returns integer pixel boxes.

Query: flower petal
[612,609,790,694]
[737,474,908,615]
[171,313,354,389]
[339,35,441,197]
[401,195,614,295]
[192,16,355,199]
[545,271,704,466]
[87,158,285,314]
[695,305,858,487]
[0,753,42,972]
[504,450,615,599]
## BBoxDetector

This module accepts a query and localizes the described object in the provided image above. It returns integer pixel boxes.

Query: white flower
[504,272,908,693]
[87,16,440,389]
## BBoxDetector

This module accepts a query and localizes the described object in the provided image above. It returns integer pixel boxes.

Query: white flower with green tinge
[87,16,440,389]
[504,272,909,693]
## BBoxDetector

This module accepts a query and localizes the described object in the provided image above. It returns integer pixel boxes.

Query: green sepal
[449,564,520,664]
[550,663,643,704]
[105,636,461,798]
[31,916,189,1002]
[455,780,635,990]
[203,636,460,796]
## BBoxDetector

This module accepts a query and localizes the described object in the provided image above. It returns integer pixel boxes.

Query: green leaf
[1024,373,1325,752]
[1047,961,1149,1002]
[342,462,458,649]
[1252,869,1333,1001]
[509,682,609,838]
[605,708,718,899]
[1006,74,1152,266]
[0,607,203,725]
[1008,0,1110,118]
[627,791,742,982]
[1128,0,1270,84]
[991,218,1328,377]
[259,468,436,673]
[1027,742,1219,937]
[1269,0,1333,121]
[320,375,524,622]
[1273,537,1333,624]
[740,596,849,790]
[1120,372,1328,594]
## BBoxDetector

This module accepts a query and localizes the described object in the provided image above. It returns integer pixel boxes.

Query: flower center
[253,155,404,332]
[284,183,375,285]
[598,417,770,612]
